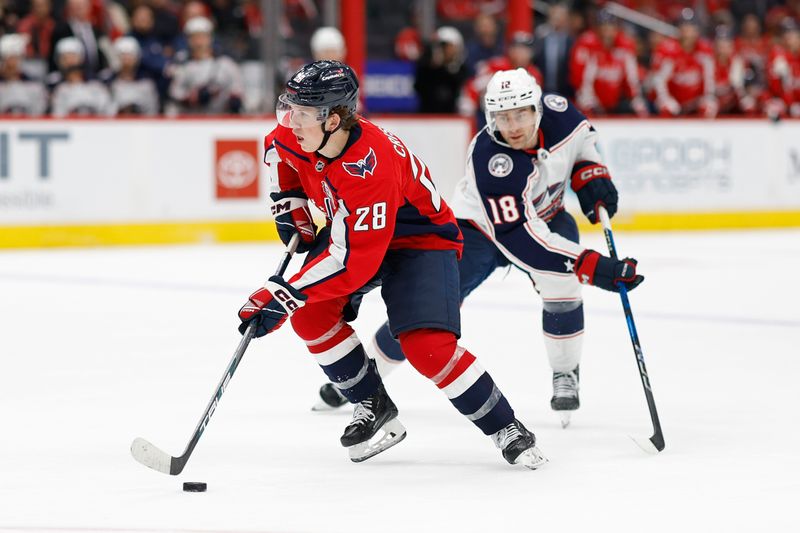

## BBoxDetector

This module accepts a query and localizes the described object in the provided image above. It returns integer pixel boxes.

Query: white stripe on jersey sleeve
[292,198,349,291]
[264,144,282,194]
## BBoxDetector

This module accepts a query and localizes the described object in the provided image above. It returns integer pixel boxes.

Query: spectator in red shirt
[572,9,647,116]
[394,26,422,62]
[765,18,800,119]
[17,0,56,63]
[651,8,717,117]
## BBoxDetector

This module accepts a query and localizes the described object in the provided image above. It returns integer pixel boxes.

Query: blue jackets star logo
[342,148,378,178]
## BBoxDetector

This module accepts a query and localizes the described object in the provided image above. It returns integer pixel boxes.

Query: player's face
[189,32,212,55]
[679,23,699,46]
[493,107,538,150]
[276,94,331,151]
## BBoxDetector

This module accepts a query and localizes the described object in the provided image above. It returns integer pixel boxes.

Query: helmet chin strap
[316,121,342,153]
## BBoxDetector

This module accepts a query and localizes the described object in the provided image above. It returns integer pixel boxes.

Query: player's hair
[330,105,359,131]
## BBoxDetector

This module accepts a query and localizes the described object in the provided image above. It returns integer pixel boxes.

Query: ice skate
[492,419,548,470]
[340,383,406,462]
[311,382,348,411]
[551,366,580,428]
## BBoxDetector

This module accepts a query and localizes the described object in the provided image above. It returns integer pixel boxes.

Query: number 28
[354,202,387,231]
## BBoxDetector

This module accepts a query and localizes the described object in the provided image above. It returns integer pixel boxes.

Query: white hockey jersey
[167,55,243,115]
[110,77,159,116]
[450,94,605,275]
[50,80,114,117]
[0,80,48,116]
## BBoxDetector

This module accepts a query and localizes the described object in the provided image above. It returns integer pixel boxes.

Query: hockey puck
[182,482,207,492]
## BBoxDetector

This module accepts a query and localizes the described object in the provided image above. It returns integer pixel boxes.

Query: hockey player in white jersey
[166,16,243,116]
[49,37,114,117]
[107,37,159,116]
[313,68,644,427]
[0,34,48,116]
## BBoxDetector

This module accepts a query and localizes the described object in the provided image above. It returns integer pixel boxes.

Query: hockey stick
[597,207,665,454]
[131,234,301,475]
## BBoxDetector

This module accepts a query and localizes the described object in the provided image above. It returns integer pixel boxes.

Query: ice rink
[1,229,798,533]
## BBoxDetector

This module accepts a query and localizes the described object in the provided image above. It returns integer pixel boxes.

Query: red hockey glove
[575,250,644,293]
[270,190,317,253]
[237,276,307,337]
[570,162,618,224]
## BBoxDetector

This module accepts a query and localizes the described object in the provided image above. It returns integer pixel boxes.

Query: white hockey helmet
[484,68,543,143]
[184,16,213,35]
[55,37,85,59]
[310,27,346,61]
[0,34,27,59]
[436,26,463,48]
[114,36,141,58]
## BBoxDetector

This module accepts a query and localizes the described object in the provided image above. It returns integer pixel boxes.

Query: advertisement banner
[0,118,470,228]
[215,139,260,199]
[592,119,800,211]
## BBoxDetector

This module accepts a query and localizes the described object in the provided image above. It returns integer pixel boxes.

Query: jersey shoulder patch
[539,93,589,151]
[543,94,569,112]
[341,147,378,179]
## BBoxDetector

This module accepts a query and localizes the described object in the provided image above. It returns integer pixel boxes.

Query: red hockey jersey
[264,119,463,303]
[767,46,800,110]
[570,30,641,113]
[651,38,715,108]
[569,29,637,96]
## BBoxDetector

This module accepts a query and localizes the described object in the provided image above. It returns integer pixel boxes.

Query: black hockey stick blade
[131,235,299,475]
[631,433,665,454]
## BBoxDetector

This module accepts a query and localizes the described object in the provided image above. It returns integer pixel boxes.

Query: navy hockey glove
[270,190,317,253]
[570,162,618,224]
[575,250,643,293]
[237,276,307,337]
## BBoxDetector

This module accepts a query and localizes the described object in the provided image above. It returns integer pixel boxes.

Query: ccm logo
[271,201,291,215]
[579,166,609,181]
[274,289,300,311]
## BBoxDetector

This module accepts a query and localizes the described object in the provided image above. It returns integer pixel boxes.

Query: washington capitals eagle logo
[342,148,378,179]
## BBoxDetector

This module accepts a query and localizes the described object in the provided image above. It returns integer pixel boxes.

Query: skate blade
[559,411,572,428]
[515,446,548,470]
[348,418,407,463]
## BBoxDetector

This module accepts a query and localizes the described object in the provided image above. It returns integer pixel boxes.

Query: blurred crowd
[0,0,799,119]
[413,0,800,122]
[0,0,254,116]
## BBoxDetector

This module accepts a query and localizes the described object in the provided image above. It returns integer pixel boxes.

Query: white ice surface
[1,230,799,533]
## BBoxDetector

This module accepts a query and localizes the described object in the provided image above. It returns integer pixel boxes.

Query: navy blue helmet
[284,60,359,116]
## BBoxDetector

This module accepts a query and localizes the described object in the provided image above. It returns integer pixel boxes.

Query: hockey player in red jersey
[650,9,718,117]
[570,10,648,116]
[237,60,546,469]
[765,19,800,119]
[313,68,645,430]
